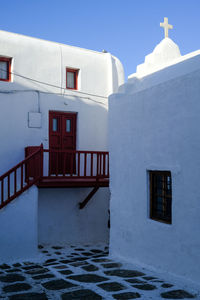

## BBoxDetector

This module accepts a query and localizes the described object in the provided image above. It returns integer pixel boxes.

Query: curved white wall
[0,30,124,97]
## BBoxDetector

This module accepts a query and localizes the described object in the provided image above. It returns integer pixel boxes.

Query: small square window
[66,68,78,90]
[149,171,172,224]
[0,57,11,82]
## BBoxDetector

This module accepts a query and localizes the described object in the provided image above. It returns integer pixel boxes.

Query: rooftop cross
[160,17,173,38]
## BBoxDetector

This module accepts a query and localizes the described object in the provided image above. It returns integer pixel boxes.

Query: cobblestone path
[0,244,199,299]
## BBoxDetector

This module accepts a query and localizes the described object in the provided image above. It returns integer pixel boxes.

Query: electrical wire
[0,88,106,105]
[0,68,107,99]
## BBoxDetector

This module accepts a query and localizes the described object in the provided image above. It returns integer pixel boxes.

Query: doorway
[49,111,77,174]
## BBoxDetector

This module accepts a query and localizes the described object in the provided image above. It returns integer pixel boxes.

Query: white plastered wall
[0,30,124,252]
[38,187,110,245]
[0,186,38,262]
[0,29,124,172]
[109,57,200,285]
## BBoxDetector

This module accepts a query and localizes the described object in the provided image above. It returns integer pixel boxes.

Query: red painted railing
[0,146,109,209]
[42,149,109,179]
[0,146,43,209]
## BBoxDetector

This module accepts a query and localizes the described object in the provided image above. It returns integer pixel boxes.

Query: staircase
[0,146,42,209]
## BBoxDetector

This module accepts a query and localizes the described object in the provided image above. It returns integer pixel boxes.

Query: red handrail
[0,146,43,209]
[42,149,109,179]
[0,146,109,209]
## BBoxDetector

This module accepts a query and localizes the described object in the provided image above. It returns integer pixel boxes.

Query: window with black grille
[149,171,172,224]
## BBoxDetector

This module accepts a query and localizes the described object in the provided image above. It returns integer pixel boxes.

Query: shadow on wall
[38,187,110,246]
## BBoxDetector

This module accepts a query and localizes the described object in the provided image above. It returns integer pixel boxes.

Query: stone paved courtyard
[0,244,199,299]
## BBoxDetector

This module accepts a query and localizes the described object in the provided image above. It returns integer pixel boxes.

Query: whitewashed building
[109,20,200,285]
[0,30,124,262]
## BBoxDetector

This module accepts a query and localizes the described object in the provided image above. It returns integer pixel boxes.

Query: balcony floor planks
[37,177,109,188]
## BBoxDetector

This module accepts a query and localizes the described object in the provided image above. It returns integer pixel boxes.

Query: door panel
[62,114,76,173]
[49,112,77,175]
[49,114,62,174]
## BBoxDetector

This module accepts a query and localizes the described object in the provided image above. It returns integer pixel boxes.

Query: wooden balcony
[0,145,109,210]
[25,147,109,188]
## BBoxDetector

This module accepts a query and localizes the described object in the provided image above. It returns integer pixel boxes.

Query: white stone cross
[160,17,173,38]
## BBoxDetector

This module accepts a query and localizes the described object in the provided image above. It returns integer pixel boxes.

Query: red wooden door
[49,111,77,175]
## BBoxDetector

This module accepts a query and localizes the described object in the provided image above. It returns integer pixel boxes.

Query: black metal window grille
[150,171,172,224]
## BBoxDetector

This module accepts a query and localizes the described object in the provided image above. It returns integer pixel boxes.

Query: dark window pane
[150,171,172,224]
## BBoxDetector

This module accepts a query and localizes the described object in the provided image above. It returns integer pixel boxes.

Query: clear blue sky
[1,0,200,79]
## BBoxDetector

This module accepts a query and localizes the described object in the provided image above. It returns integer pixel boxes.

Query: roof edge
[0,29,106,56]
